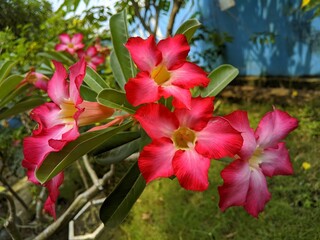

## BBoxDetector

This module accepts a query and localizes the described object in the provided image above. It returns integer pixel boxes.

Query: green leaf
[0,61,16,82]
[80,84,97,102]
[96,138,140,165]
[97,88,137,113]
[100,161,146,227]
[110,51,126,90]
[0,96,46,120]
[110,10,136,82]
[83,66,109,93]
[35,121,133,184]
[174,18,201,42]
[38,51,74,66]
[0,75,24,101]
[0,84,30,108]
[200,64,239,97]
[93,131,140,155]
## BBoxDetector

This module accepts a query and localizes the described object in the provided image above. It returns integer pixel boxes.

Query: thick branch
[34,165,115,240]
[166,0,183,37]
[130,0,153,34]
[0,192,22,240]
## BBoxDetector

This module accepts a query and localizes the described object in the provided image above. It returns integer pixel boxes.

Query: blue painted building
[198,0,320,76]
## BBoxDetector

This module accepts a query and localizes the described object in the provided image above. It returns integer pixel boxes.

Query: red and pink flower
[218,109,298,217]
[134,97,243,191]
[20,68,49,91]
[55,33,85,55]
[22,58,114,218]
[77,46,105,70]
[125,34,209,109]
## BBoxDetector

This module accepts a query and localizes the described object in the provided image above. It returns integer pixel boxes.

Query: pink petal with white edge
[160,84,192,109]
[218,159,251,211]
[157,34,190,70]
[255,109,298,148]
[196,117,243,159]
[223,110,257,160]
[43,172,64,219]
[170,62,209,88]
[174,97,214,131]
[69,58,86,105]
[59,33,71,44]
[31,103,62,131]
[48,61,69,105]
[55,44,68,52]
[71,33,84,44]
[125,35,162,72]
[244,168,271,217]
[138,138,176,183]
[125,72,160,106]
[48,123,79,150]
[260,142,293,177]
[172,149,211,191]
[134,103,179,139]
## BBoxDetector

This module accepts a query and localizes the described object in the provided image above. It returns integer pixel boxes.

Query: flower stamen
[172,126,196,150]
[151,64,171,85]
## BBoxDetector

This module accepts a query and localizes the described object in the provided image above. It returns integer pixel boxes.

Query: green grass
[103,97,320,240]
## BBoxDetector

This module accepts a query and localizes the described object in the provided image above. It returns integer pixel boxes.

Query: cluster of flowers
[55,33,109,70]
[124,34,298,217]
[22,33,298,219]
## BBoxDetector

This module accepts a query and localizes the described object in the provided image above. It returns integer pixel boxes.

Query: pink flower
[55,33,85,55]
[20,68,49,91]
[125,35,209,109]
[22,58,114,218]
[77,46,105,70]
[218,109,298,217]
[134,97,243,191]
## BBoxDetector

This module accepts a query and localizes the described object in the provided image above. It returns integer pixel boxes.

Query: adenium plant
[0,10,298,228]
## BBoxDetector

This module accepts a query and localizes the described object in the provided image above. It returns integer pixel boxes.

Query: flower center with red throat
[172,127,196,150]
[59,99,77,123]
[249,147,263,170]
[151,64,171,85]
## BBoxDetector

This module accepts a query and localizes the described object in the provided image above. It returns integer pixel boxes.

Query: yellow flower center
[172,127,196,150]
[151,64,171,85]
[249,147,263,170]
[60,99,77,123]
[67,43,74,48]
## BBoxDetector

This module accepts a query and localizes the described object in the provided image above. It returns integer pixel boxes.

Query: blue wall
[199,0,320,76]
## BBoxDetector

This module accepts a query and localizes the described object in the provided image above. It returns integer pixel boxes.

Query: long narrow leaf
[83,66,109,93]
[0,75,24,100]
[38,51,74,65]
[97,88,137,113]
[174,18,201,42]
[0,61,16,82]
[110,10,136,82]
[0,96,46,120]
[35,121,133,184]
[110,51,126,90]
[200,64,239,97]
[0,84,30,108]
[100,162,146,227]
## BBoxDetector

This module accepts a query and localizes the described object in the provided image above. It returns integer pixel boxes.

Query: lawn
[103,89,320,240]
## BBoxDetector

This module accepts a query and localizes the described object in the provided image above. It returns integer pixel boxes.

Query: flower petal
[223,110,257,160]
[77,101,114,126]
[55,44,68,52]
[260,142,293,177]
[125,72,160,106]
[218,159,251,211]
[43,172,64,219]
[58,33,70,44]
[196,117,243,159]
[71,33,84,44]
[125,35,162,72]
[138,138,176,183]
[255,109,298,148]
[160,85,192,109]
[48,61,69,105]
[134,103,179,139]
[244,168,271,217]
[31,103,62,130]
[86,46,98,57]
[170,62,209,88]
[172,149,210,191]
[157,34,190,70]
[69,58,86,105]
[174,97,214,131]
